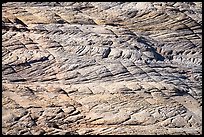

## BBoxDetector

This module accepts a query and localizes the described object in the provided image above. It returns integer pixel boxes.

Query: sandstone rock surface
[2,2,202,135]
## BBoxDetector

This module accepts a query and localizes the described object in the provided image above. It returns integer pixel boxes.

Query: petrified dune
[2,2,202,135]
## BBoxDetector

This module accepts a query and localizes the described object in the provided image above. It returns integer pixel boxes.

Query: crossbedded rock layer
[2,2,202,135]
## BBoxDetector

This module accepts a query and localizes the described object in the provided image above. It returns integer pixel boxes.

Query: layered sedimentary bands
[2,2,202,135]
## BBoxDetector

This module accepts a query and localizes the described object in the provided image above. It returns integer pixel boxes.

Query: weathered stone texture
[2,2,202,135]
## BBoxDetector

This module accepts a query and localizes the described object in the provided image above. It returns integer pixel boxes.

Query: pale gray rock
[2,2,202,135]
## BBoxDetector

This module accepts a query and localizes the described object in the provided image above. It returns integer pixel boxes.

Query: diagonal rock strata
[2,2,202,135]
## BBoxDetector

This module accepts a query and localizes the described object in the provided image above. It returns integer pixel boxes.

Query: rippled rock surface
[2,2,202,135]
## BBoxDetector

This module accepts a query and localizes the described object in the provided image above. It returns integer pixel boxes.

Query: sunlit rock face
[2,2,202,135]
